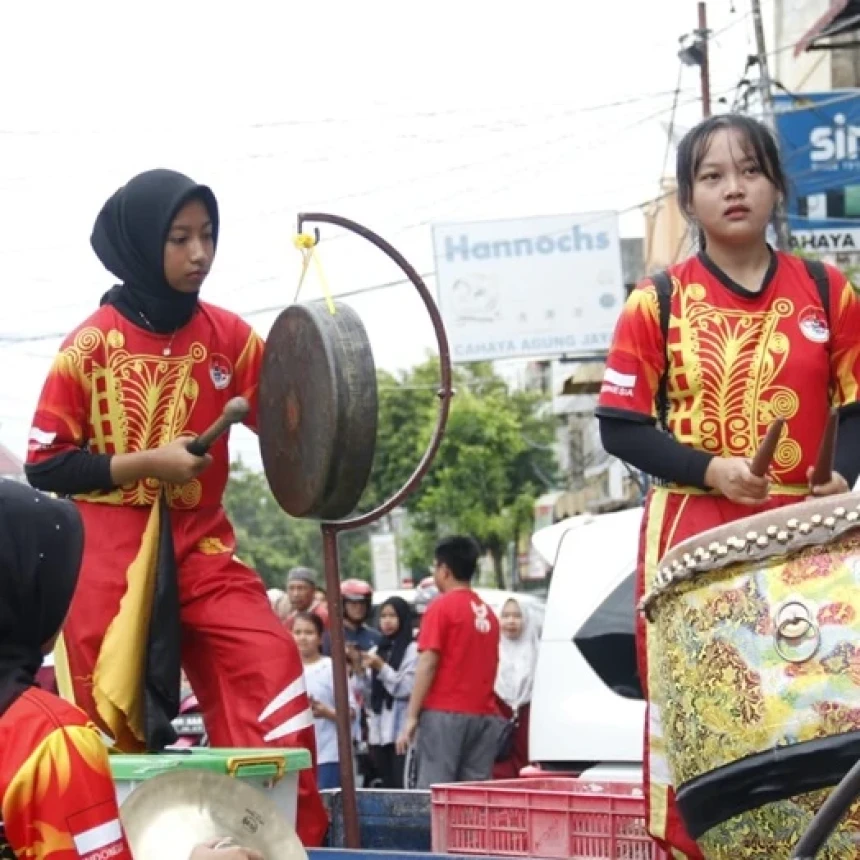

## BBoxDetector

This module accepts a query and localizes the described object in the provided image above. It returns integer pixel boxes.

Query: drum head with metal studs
[258,299,378,520]
[119,769,308,860]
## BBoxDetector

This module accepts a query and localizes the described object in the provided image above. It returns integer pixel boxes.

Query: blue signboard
[775,90,860,252]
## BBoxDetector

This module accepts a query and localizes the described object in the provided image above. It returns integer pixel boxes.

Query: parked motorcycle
[169,686,208,748]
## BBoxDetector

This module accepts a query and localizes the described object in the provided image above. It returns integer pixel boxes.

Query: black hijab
[0,480,84,718]
[93,169,220,334]
[370,596,413,715]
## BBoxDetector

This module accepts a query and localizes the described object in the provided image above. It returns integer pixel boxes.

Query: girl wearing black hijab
[23,169,327,846]
[362,596,417,788]
[0,480,264,860]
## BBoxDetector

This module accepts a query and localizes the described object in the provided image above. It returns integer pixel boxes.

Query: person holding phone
[362,597,418,788]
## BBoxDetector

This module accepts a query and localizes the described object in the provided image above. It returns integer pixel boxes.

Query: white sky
[0,0,773,467]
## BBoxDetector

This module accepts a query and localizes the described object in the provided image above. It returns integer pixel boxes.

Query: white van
[529,507,644,780]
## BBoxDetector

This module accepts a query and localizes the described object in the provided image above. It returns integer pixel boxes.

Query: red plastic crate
[431,778,669,859]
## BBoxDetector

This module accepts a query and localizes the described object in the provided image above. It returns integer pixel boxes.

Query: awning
[534,490,565,511]
[559,362,605,395]
[796,0,860,55]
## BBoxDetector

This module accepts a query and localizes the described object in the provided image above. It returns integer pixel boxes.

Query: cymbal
[119,770,308,860]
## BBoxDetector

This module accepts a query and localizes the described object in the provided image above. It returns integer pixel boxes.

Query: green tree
[225,359,559,592]
[358,358,559,588]
[356,362,442,514]
[224,460,372,588]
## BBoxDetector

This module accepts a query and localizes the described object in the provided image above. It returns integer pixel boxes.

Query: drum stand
[793,758,860,858]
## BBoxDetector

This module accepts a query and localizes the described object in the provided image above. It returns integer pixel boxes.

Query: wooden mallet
[810,407,839,487]
[186,397,250,457]
[750,418,785,477]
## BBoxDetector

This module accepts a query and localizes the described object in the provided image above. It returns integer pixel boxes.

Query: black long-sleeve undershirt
[25,449,116,496]
[599,407,860,490]
[26,406,860,498]
[834,409,860,487]
[599,417,714,489]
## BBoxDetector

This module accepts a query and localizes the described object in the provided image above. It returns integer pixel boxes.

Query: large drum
[641,493,860,859]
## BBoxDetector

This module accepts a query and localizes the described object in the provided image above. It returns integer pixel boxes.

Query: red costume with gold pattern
[597,251,860,858]
[0,688,132,860]
[26,301,328,847]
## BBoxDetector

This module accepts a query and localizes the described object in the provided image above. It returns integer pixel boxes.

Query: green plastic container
[111,747,311,827]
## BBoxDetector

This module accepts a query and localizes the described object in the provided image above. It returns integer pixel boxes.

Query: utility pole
[750,0,792,249]
[678,4,711,117]
[698,2,711,117]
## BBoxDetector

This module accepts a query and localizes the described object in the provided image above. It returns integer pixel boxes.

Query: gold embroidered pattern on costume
[667,282,801,478]
[197,536,232,555]
[61,328,206,508]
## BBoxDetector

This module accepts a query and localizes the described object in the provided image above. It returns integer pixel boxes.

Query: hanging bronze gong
[259,299,378,520]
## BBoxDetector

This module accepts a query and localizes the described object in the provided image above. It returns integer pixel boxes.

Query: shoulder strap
[652,270,673,434]
[802,258,831,327]
[802,258,834,404]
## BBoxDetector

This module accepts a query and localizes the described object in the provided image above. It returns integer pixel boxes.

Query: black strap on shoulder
[802,258,831,327]
[652,270,673,433]
[802,257,834,404]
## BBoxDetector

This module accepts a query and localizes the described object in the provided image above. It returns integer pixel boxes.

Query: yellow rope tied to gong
[293,232,336,314]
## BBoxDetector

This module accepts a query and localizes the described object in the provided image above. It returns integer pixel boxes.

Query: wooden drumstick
[810,407,839,487]
[186,397,250,456]
[750,419,785,477]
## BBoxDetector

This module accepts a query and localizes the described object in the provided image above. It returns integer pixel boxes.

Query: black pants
[370,743,406,789]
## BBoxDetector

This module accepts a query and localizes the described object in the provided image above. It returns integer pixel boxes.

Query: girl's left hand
[808,467,850,497]
[345,643,363,672]
[362,652,384,672]
[310,698,333,720]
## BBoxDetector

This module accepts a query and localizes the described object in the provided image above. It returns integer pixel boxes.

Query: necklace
[138,311,179,356]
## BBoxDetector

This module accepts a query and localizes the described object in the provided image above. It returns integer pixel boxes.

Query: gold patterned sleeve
[595,280,666,423]
[25,331,94,468]
[2,724,133,860]
[829,276,860,409]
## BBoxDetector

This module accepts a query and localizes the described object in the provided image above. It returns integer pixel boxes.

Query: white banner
[788,228,860,254]
[432,212,625,362]
[370,533,400,592]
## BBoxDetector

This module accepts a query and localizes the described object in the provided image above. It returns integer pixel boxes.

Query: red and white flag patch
[67,802,126,860]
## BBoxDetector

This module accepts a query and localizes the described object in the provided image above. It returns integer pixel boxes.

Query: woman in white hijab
[493,596,540,778]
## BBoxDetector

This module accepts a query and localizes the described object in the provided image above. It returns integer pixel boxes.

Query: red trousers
[61,502,328,847]
[637,487,807,858]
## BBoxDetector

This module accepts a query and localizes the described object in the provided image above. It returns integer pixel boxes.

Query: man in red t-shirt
[396,536,503,786]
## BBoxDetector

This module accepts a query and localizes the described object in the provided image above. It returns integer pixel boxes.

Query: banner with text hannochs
[775,90,860,254]
[432,212,625,363]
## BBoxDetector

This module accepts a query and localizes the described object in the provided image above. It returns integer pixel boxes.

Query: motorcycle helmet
[341,578,373,613]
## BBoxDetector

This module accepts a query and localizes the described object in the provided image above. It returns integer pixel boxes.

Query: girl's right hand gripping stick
[186,397,250,457]
[749,418,785,478]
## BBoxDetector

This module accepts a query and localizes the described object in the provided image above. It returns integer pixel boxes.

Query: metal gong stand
[792,759,860,857]
[257,212,454,849]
